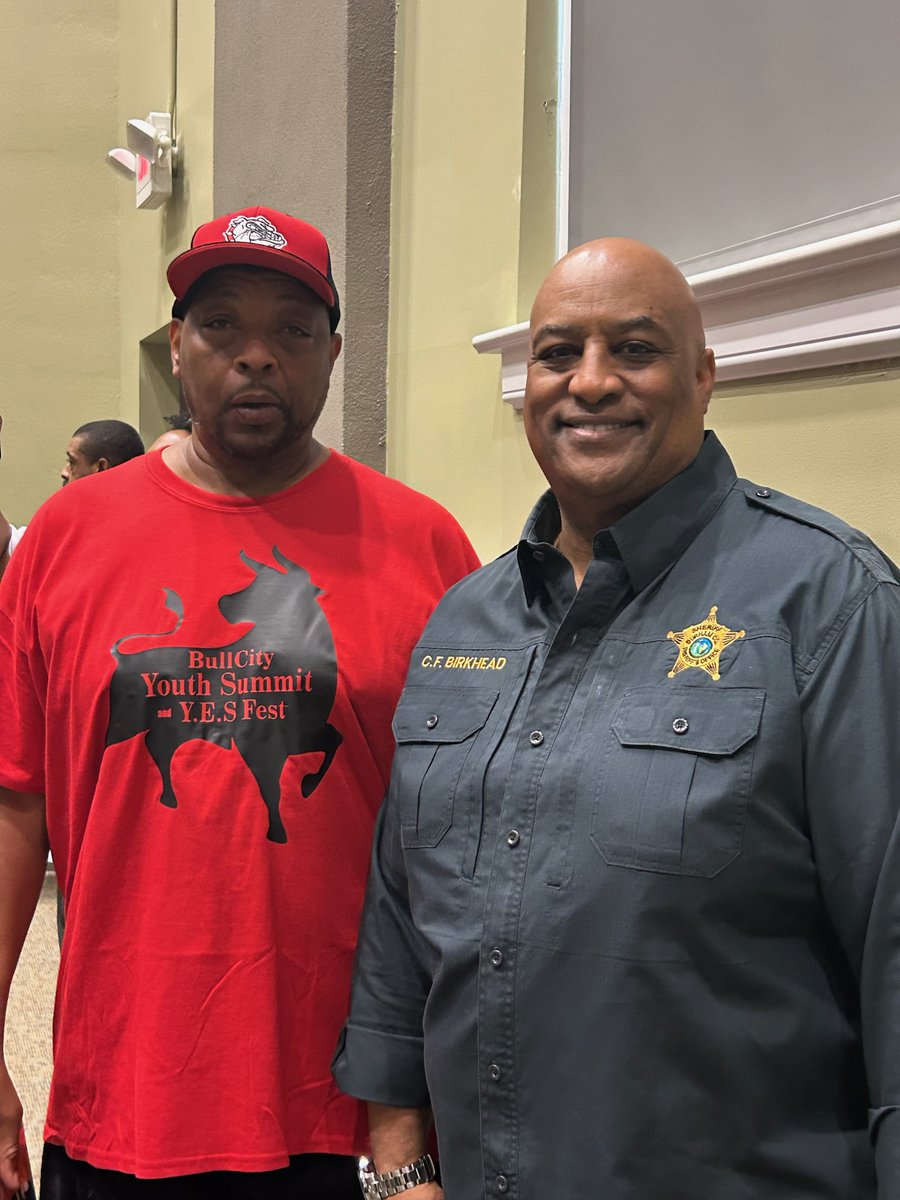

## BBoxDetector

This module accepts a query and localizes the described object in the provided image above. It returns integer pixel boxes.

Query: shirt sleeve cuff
[871,1104,900,1194]
[332,1022,430,1108]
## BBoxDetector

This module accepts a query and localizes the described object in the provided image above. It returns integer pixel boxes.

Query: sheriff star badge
[667,605,745,681]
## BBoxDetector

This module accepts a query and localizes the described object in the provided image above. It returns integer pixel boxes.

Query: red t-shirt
[0,450,478,1178]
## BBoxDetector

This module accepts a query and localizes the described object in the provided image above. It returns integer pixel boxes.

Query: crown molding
[473,218,900,408]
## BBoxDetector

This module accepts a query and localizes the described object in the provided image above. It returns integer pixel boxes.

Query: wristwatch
[358,1153,436,1197]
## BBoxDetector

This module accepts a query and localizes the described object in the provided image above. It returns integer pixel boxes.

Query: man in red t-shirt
[0,207,478,1199]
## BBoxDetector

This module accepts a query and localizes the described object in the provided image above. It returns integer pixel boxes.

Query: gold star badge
[667,606,745,680]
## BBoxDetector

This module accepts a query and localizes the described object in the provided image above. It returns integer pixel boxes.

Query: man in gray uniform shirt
[333,239,900,1199]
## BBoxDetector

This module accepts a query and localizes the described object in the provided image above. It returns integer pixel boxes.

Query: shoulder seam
[737,480,898,586]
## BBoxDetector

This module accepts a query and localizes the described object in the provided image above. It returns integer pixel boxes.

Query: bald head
[523,237,715,541]
[531,238,707,360]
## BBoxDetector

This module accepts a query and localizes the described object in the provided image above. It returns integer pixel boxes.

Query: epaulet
[736,479,899,584]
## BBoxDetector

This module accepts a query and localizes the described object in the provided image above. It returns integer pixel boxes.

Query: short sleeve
[0,548,47,794]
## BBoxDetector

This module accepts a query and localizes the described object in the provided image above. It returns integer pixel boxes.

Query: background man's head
[147,413,192,454]
[165,207,342,471]
[61,420,145,485]
[525,238,715,529]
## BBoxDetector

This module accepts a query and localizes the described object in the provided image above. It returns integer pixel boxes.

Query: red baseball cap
[167,206,340,329]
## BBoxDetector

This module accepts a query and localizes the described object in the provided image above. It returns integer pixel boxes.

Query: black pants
[40,1144,360,1199]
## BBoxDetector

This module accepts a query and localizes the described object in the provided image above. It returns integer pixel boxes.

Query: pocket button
[425,714,439,729]
[672,717,689,735]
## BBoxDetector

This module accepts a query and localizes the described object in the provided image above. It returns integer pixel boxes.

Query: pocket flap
[393,686,499,744]
[612,686,765,756]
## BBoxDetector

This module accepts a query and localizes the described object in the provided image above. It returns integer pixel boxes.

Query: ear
[696,347,716,416]
[169,319,183,377]
[328,332,343,370]
[94,457,110,473]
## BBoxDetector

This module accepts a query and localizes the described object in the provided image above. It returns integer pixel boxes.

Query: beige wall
[6,1,899,568]
[0,1,214,527]
[3,0,395,538]
[389,1,900,566]
[388,1,546,563]
[1,1,121,524]
[118,0,216,441]
[711,360,900,562]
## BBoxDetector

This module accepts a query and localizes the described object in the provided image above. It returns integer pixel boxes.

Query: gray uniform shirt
[334,432,900,1199]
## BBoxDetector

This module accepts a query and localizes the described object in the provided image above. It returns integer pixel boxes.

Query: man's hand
[0,1062,29,1197]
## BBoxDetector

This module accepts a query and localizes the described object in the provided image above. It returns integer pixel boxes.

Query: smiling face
[524,240,715,534]
[169,266,342,479]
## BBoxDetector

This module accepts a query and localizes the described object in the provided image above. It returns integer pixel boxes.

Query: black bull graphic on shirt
[104,548,343,843]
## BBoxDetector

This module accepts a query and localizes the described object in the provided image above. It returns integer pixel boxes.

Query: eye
[283,324,311,339]
[202,316,233,331]
[616,340,661,361]
[534,342,581,365]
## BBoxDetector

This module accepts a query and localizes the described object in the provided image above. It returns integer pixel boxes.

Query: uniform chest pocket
[393,687,499,849]
[589,685,765,877]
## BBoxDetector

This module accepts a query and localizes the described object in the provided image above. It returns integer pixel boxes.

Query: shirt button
[528,730,544,746]
[532,549,545,562]
[425,714,439,730]
[506,829,521,847]
[496,1175,509,1193]
[755,488,771,499]
[489,949,504,967]
[672,717,689,735]
[488,1062,502,1081]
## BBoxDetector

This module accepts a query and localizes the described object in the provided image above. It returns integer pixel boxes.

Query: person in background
[0,205,478,1200]
[335,238,900,1200]
[61,418,144,485]
[2,416,144,583]
[148,413,192,454]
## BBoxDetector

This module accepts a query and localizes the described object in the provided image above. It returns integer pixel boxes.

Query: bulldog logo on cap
[222,215,287,249]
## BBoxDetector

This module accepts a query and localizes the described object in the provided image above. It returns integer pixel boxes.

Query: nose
[61,464,70,484]
[236,334,277,373]
[569,344,624,405]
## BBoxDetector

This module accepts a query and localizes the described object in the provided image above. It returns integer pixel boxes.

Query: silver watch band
[358,1152,436,1198]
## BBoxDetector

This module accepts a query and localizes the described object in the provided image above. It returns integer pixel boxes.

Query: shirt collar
[517,431,737,602]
